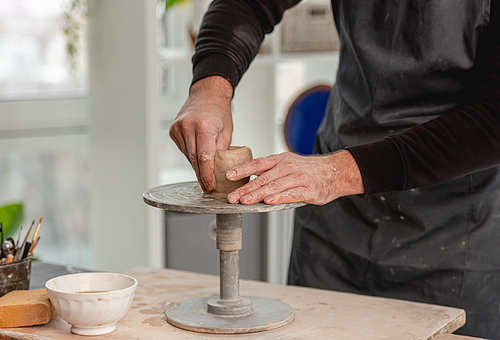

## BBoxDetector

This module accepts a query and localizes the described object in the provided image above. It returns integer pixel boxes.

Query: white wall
[87,0,162,272]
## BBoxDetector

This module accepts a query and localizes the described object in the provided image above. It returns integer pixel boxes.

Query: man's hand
[226,150,365,205]
[169,76,234,192]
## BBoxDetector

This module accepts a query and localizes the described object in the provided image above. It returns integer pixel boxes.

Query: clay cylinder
[212,146,253,198]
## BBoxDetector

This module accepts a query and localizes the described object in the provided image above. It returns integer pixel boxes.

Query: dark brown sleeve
[348,4,500,196]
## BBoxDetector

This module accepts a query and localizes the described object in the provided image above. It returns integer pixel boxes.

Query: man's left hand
[226,150,365,205]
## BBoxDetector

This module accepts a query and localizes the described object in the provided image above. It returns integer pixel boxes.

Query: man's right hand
[169,76,234,192]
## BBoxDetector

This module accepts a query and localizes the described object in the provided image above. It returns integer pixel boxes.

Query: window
[0,0,87,100]
[0,0,89,268]
[0,148,90,267]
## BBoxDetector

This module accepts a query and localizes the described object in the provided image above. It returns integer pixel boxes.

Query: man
[169,0,500,337]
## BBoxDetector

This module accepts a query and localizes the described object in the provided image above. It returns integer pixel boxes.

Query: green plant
[59,0,87,76]
[0,202,23,238]
[165,0,189,10]
[165,0,190,10]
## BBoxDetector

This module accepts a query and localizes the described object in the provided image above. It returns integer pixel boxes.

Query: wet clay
[210,146,253,199]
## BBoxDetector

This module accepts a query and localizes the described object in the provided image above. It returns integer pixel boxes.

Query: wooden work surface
[0,266,466,340]
[434,335,487,340]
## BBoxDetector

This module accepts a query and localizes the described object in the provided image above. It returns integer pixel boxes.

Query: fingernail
[266,196,276,203]
[204,180,214,192]
[226,170,235,180]
[228,193,240,204]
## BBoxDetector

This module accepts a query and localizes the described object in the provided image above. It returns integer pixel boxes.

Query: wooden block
[0,289,55,328]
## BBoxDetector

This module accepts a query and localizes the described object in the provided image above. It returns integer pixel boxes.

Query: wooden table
[0,266,466,340]
[434,335,487,340]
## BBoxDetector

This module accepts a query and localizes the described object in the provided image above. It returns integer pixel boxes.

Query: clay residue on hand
[209,146,252,199]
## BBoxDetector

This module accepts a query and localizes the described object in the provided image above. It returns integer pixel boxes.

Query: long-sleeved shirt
[192,0,500,196]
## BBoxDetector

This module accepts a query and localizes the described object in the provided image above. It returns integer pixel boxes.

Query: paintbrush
[28,236,40,257]
[31,217,42,245]
[22,241,31,259]
[15,225,22,253]
[0,223,4,259]
[14,220,34,262]
[14,241,26,262]
[24,220,35,242]
[25,218,42,259]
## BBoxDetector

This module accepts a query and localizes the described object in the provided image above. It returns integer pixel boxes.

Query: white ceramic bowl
[45,272,138,336]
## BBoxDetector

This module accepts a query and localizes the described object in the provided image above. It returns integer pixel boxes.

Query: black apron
[288,1,500,338]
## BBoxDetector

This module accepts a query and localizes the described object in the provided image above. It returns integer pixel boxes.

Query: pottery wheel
[143,181,306,334]
[143,181,306,214]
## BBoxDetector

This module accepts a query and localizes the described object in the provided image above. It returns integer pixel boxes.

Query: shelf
[157,47,339,65]
[157,47,193,64]
[255,51,339,63]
